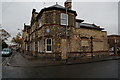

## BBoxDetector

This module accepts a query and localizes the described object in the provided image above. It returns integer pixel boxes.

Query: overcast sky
[0,1,118,45]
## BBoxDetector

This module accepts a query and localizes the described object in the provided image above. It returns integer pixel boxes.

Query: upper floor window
[75,22,80,28]
[39,18,42,27]
[60,13,68,26]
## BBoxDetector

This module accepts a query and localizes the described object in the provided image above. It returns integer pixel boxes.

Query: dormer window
[60,13,68,25]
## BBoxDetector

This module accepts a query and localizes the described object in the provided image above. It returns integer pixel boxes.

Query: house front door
[61,39,67,60]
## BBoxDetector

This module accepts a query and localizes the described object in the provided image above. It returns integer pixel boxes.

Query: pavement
[8,51,120,67]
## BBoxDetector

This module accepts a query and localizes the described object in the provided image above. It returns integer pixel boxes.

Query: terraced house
[22,0,109,60]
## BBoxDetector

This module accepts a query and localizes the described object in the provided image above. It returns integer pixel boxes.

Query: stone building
[23,0,109,60]
[108,35,120,55]
[22,24,30,52]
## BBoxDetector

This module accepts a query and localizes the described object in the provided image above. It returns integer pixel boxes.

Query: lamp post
[17,29,23,52]
[65,7,68,62]
[114,37,117,56]
[90,36,93,58]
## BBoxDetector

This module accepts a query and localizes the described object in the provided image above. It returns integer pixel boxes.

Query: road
[2,60,119,78]
[1,51,120,79]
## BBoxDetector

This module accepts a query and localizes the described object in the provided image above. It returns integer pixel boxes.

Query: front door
[61,39,67,60]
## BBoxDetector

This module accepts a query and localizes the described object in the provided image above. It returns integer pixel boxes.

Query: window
[38,39,42,52]
[32,42,35,51]
[39,18,42,27]
[76,22,80,28]
[45,38,52,53]
[38,41,39,52]
[60,13,68,25]
[25,44,28,50]
[81,40,89,47]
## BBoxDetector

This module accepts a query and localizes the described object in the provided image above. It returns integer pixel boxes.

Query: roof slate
[48,3,65,9]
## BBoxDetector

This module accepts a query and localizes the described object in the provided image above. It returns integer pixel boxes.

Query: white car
[1,48,12,57]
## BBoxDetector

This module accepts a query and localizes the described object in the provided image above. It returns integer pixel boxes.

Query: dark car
[1,48,12,57]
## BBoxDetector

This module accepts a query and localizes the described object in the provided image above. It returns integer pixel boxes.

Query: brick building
[108,35,120,48]
[22,0,109,60]
[108,35,120,55]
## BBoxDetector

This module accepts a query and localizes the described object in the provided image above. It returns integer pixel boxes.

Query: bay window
[60,13,68,25]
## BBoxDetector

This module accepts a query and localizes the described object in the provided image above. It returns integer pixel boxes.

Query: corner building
[23,1,109,60]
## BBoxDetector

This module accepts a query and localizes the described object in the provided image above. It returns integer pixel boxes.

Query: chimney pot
[64,0,72,10]
[32,9,36,14]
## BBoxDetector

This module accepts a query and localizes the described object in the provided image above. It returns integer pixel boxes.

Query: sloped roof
[48,3,65,9]
[80,23,104,30]
[37,3,77,19]
[80,23,98,28]
[76,19,84,23]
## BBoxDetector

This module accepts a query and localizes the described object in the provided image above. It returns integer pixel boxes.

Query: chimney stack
[32,9,36,14]
[64,0,72,10]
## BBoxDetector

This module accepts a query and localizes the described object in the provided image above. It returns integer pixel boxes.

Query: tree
[11,34,23,48]
[2,40,8,49]
[0,28,11,40]
[0,28,10,50]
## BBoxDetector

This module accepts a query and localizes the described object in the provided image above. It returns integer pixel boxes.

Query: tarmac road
[2,59,119,78]
[2,51,120,79]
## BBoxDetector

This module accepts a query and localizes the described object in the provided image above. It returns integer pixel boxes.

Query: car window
[2,50,9,52]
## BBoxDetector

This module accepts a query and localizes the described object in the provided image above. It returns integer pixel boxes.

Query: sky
[0,0,119,45]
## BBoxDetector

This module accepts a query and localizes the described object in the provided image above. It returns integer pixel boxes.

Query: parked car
[1,48,12,57]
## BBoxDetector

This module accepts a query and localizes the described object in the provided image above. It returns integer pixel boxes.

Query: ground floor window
[25,44,28,50]
[38,41,39,52]
[45,38,52,53]
[38,39,42,52]
[32,42,35,51]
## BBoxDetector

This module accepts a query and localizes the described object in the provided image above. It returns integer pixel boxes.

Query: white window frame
[60,13,68,26]
[45,38,52,53]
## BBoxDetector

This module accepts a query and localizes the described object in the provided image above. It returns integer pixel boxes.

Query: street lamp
[65,7,68,62]
[90,36,93,58]
[114,37,117,56]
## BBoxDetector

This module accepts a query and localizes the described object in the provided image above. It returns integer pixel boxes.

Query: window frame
[60,13,68,26]
[45,38,52,53]
[39,18,42,28]
[38,39,42,53]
